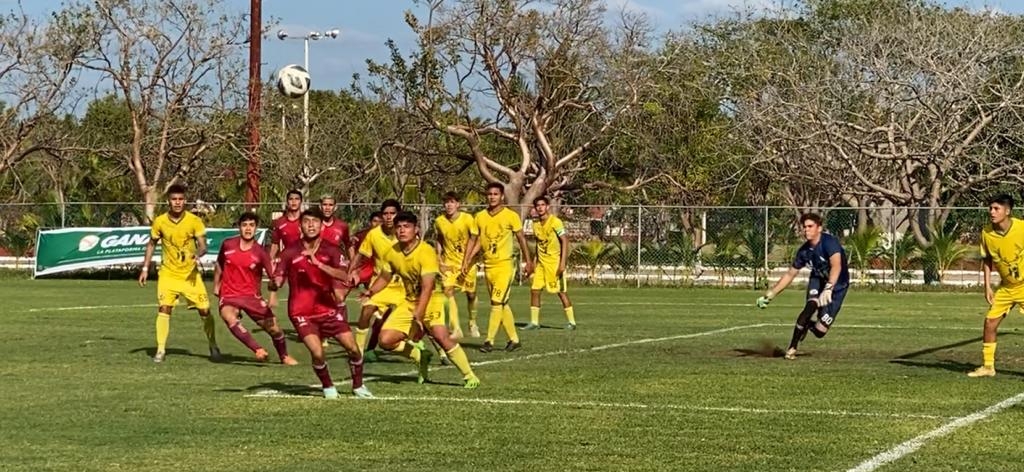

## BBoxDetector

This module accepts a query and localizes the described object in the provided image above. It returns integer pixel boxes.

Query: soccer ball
[276,64,310,98]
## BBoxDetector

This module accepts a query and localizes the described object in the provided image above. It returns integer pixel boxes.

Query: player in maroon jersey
[319,195,351,256]
[269,208,372,399]
[213,212,298,365]
[269,189,304,264]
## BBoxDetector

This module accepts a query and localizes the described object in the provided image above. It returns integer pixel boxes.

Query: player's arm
[983,254,994,304]
[139,224,159,287]
[758,267,800,308]
[557,231,570,276]
[268,225,282,263]
[348,235,374,284]
[818,252,843,305]
[194,220,208,258]
[360,268,393,301]
[515,229,534,276]
[461,234,480,274]
[434,228,448,271]
[268,249,289,306]
[412,272,437,324]
[212,247,226,297]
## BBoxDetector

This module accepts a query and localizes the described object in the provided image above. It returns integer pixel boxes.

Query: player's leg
[324,308,372,398]
[217,300,266,360]
[556,272,575,329]
[442,269,463,338]
[785,279,822,360]
[969,287,1015,377]
[427,313,480,389]
[809,286,846,339]
[526,268,544,330]
[296,319,336,398]
[255,316,298,365]
[481,269,503,352]
[153,304,174,363]
[466,288,480,338]
[366,308,390,359]
[354,304,377,355]
[377,304,427,374]
[496,265,521,351]
[181,273,219,359]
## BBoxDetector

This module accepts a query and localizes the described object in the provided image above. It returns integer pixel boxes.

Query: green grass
[3,281,1024,471]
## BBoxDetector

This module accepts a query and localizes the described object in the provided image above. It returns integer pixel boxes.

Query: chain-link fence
[0,202,993,288]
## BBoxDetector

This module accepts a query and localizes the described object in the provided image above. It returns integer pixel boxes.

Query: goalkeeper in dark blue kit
[756,213,850,360]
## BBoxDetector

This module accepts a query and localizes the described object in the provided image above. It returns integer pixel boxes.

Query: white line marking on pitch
[845,391,1024,472]
[244,391,950,420]
[27,304,153,312]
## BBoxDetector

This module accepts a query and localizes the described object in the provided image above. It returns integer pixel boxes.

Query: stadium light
[277,28,340,164]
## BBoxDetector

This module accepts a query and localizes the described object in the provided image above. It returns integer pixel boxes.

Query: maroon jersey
[274,242,349,319]
[217,237,273,298]
[321,218,350,250]
[271,215,302,250]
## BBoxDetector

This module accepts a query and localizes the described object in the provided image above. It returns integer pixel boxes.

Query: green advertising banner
[34,227,268,277]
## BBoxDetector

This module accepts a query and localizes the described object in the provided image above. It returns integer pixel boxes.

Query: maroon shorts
[219,295,275,320]
[291,308,350,340]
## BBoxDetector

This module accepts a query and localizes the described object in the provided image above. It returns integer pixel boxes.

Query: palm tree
[919,226,973,284]
[571,238,617,284]
[844,226,883,284]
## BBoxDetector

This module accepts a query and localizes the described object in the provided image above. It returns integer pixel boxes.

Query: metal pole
[302,37,310,170]
[891,211,897,292]
[636,205,642,288]
[763,206,769,284]
[244,0,261,211]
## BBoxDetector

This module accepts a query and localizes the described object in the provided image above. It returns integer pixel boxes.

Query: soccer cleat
[479,341,494,353]
[152,350,166,363]
[464,375,481,389]
[209,346,224,362]
[417,350,433,384]
[505,340,523,352]
[363,350,378,362]
[469,324,481,338]
[450,327,464,341]
[323,386,339,399]
[352,385,374,399]
[281,355,299,366]
[967,366,996,378]
[254,348,269,362]
[522,323,540,331]
[565,323,577,331]
[784,348,797,360]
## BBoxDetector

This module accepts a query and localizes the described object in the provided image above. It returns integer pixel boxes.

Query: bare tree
[62,0,249,221]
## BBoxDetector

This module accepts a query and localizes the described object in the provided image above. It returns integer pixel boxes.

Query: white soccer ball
[276,64,310,98]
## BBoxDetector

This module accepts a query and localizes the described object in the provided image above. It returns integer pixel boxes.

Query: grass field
[4,280,1024,471]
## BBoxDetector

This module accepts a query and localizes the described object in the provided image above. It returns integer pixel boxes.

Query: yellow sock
[155,313,170,352]
[446,345,476,379]
[467,301,477,325]
[201,315,216,347]
[565,306,576,325]
[983,342,997,368]
[530,306,540,325]
[395,340,421,362]
[354,328,369,354]
[447,295,460,330]
[486,305,502,342]
[502,305,519,343]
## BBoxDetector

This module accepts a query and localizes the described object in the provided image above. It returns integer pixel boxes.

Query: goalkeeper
[755,213,849,360]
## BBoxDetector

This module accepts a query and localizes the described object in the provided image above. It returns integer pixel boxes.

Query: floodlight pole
[277,29,339,176]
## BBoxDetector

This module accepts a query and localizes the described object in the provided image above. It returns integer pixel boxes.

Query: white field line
[26,299,291,313]
[245,391,951,420]
[846,392,1024,472]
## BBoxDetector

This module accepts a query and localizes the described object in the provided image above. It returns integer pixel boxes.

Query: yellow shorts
[986,285,1024,318]
[531,263,566,294]
[362,282,405,313]
[157,271,210,310]
[441,266,477,293]
[484,263,514,305]
[381,295,446,334]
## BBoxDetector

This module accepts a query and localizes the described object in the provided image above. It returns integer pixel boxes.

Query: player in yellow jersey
[434,191,480,339]
[461,182,534,353]
[968,194,1024,377]
[361,211,480,388]
[523,196,575,331]
[138,184,220,363]
[347,200,405,361]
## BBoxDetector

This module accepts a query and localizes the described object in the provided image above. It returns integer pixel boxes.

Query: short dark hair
[485,182,504,193]
[442,191,461,202]
[166,184,187,196]
[369,211,383,221]
[800,213,823,227]
[394,211,418,226]
[300,208,325,221]
[319,194,335,203]
[989,194,1014,209]
[286,189,303,200]
[533,196,550,206]
[380,199,402,212]
[237,212,259,226]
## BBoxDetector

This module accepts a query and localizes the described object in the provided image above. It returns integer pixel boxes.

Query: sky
[6,0,1024,93]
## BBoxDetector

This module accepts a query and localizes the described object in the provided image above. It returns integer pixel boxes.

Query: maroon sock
[367,312,388,351]
[227,322,262,353]
[271,334,289,360]
[313,363,333,389]
[348,357,364,389]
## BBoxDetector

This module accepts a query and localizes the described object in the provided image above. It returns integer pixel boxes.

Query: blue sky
[7,0,1023,93]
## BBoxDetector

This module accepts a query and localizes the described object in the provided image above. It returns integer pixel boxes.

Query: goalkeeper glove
[818,283,834,306]
[756,291,774,309]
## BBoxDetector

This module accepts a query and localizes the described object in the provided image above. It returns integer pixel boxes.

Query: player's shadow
[128,347,269,366]
[733,346,787,358]
[221,381,321,396]
[890,333,1024,378]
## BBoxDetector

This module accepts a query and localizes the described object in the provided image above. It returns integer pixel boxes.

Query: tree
[365,0,658,211]
[61,0,249,221]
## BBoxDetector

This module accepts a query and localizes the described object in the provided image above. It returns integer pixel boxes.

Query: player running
[269,208,371,399]
[138,184,221,363]
[523,196,576,330]
[212,212,297,365]
[756,213,850,360]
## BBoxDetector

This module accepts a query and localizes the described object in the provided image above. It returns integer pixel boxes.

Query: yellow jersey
[382,240,441,303]
[981,217,1024,288]
[150,212,206,279]
[359,225,403,289]
[434,212,478,267]
[534,215,567,266]
[474,207,523,268]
